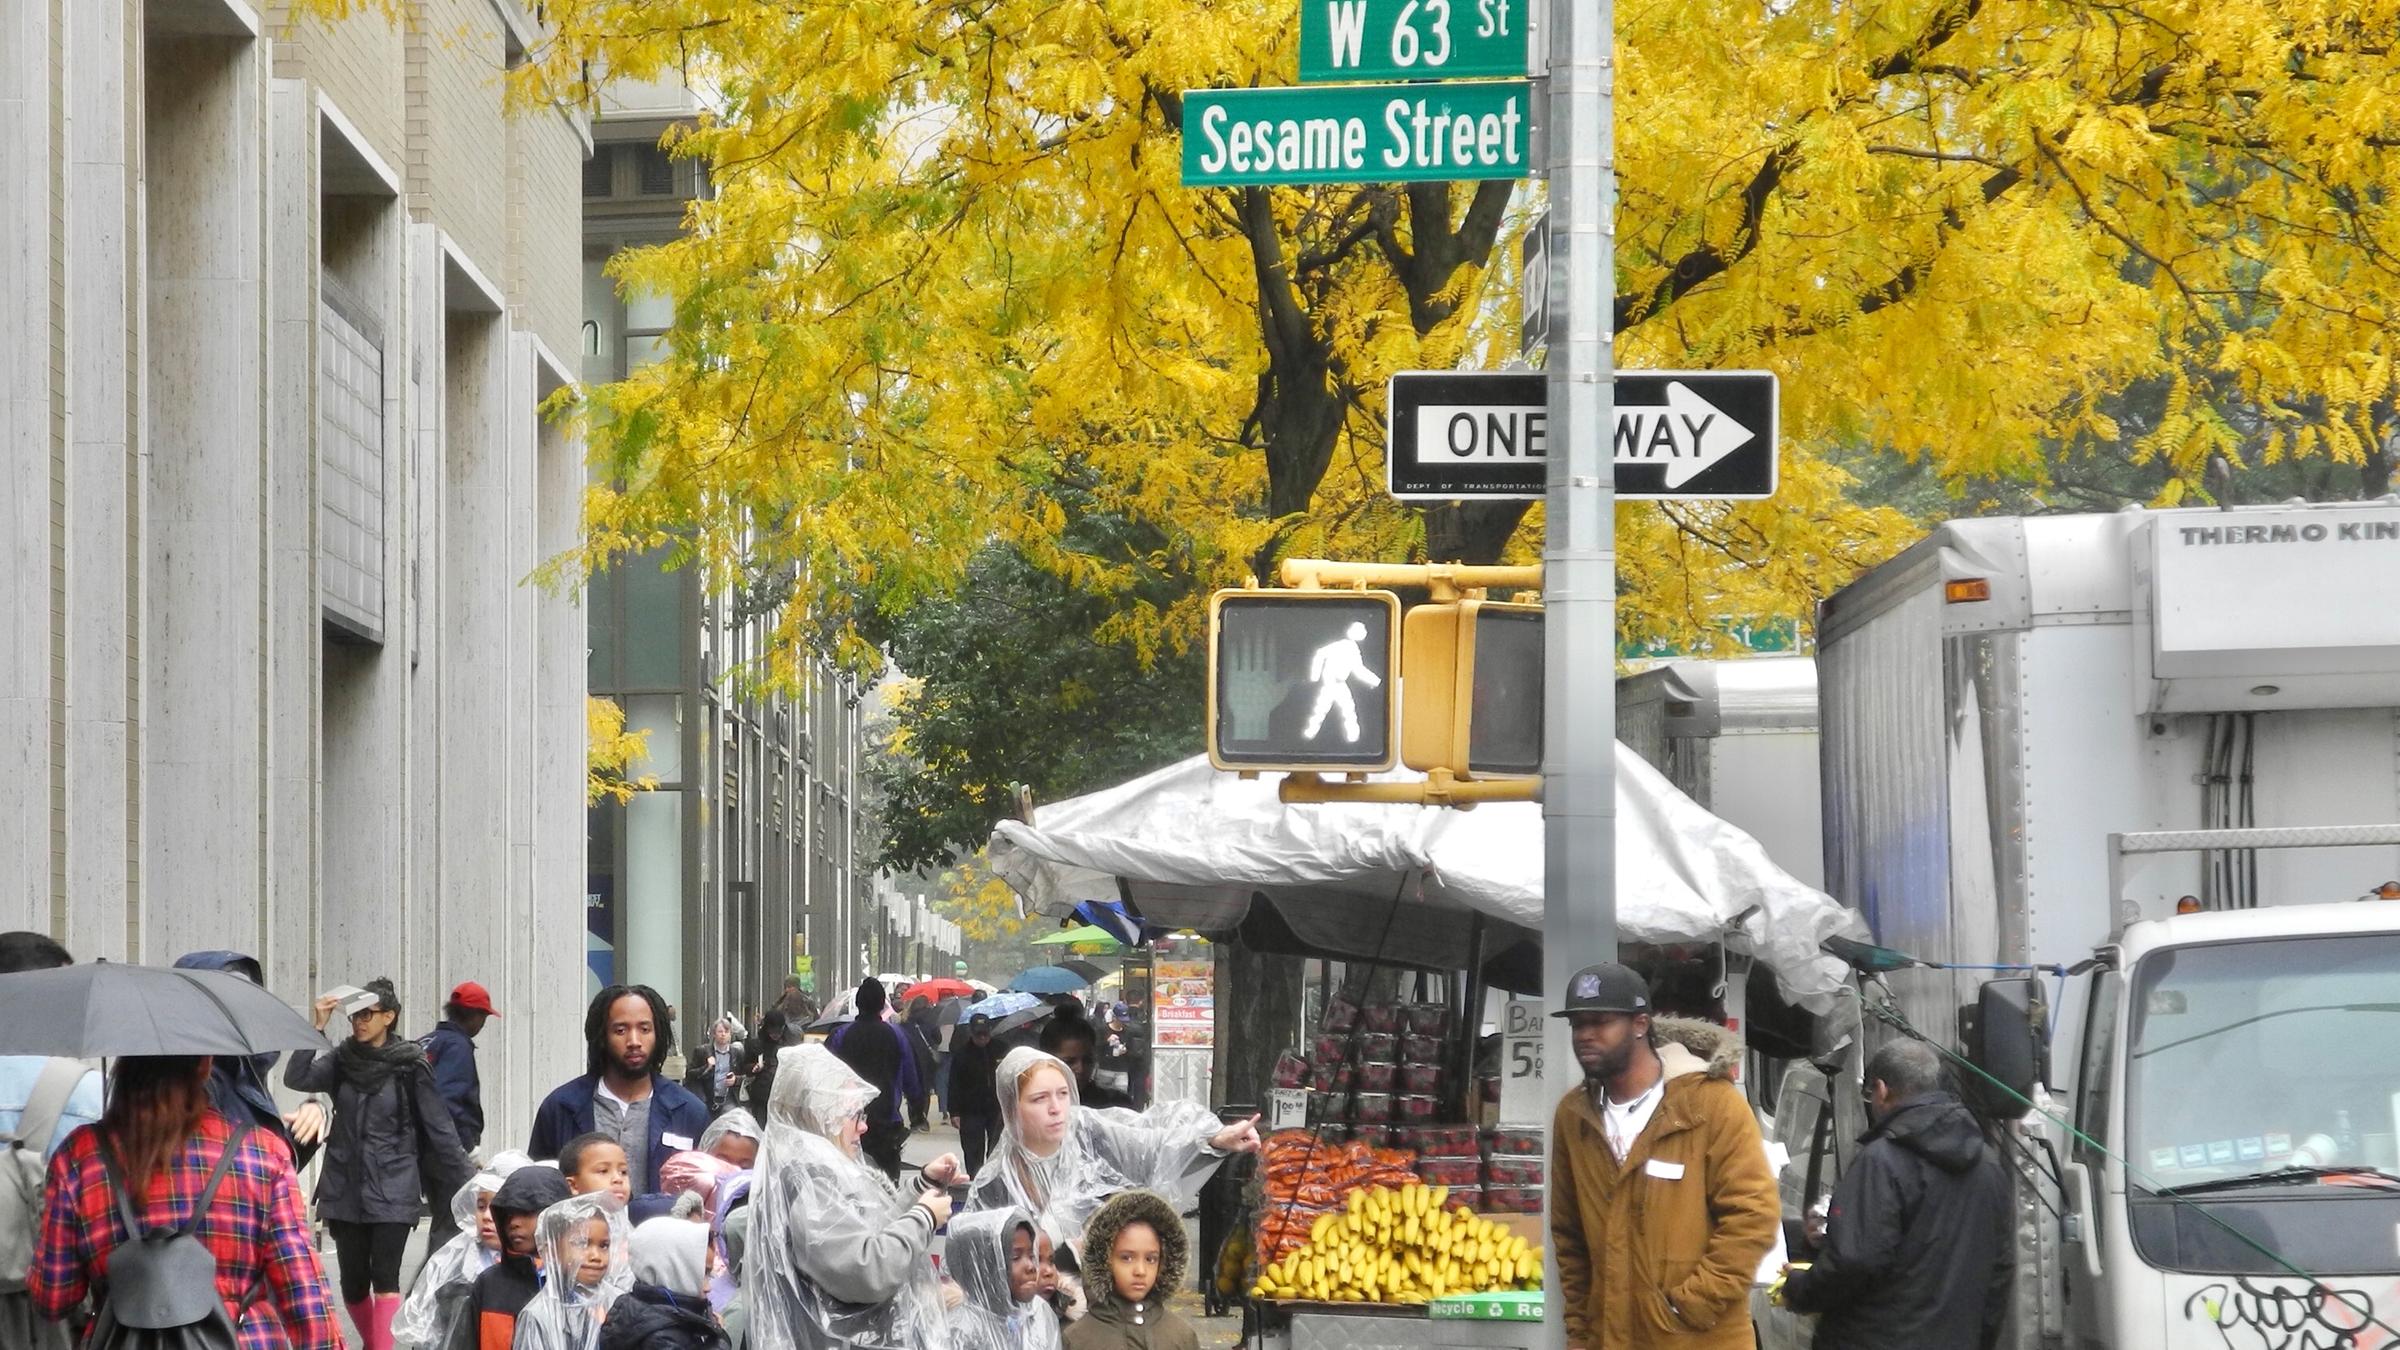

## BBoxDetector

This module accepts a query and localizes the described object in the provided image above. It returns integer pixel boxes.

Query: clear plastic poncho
[745,1044,944,1350]
[962,1048,1225,1260]
[945,1207,1062,1350]
[511,1195,632,1350]
[394,1167,510,1347]
[698,1107,764,1159]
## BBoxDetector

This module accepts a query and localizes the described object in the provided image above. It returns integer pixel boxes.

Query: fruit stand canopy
[987,744,1864,1012]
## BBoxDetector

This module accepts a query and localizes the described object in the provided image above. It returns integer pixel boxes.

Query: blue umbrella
[966,991,1041,1020]
[1006,965,1093,995]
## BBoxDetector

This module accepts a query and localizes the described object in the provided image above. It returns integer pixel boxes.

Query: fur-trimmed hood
[1078,1189,1186,1310]
[1654,1016,1742,1083]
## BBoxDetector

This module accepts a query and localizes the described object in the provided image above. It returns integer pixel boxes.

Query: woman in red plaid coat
[29,1055,339,1350]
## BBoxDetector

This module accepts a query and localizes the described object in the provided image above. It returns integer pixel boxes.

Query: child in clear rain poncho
[744,1044,964,1350]
[394,1156,529,1348]
[697,1108,763,1171]
[962,1048,1260,1272]
[945,1207,1062,1350]
[512,1194,633,1350]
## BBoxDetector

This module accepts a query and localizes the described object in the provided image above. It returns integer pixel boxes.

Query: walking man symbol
[1302,621,1382,743]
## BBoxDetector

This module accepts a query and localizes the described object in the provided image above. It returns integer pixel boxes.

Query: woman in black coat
[285,977,471,1350]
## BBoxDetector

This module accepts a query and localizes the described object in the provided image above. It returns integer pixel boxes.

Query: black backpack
[87,1125,265,1350]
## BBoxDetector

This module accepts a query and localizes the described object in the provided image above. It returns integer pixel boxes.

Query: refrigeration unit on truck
[1777,500,2400,1350]
[1619,656,1825,889]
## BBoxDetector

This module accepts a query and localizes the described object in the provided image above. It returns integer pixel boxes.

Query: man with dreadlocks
[530,985,713,1196]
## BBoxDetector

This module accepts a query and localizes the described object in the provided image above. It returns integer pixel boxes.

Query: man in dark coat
[1783,1039,2015,1350]
[529,984,711,1196]
[948,1013,1005,1177]
[423,981,498,1151]
[828,977,920,1179]
[420,980,498,1250]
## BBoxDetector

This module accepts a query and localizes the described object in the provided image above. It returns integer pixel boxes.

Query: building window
[582,146,614,199]
[633,143,676,196]
[319,280,386,643]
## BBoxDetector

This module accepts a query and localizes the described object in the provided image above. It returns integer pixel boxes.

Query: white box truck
[1777,500,2400,1350]
[1620,655,1825,890]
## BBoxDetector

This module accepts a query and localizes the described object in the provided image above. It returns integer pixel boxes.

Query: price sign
[1498,998,1546,1125]
[1270,1087,1309,1130]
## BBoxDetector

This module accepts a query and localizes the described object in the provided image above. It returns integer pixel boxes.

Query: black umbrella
[934,995,969,1027]
[0,962,326,1058]
[1057,958,1108,983]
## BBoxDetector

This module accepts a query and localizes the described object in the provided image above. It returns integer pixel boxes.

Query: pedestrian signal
[1401,600,1544,778]
[1208,590,1401,772]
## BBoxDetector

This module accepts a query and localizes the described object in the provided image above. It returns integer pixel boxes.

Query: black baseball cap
[1551,962,1651,1017]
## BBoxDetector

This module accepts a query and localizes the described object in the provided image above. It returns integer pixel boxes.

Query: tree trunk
[1213,939,1305,1110]
[1423,500,1537,565]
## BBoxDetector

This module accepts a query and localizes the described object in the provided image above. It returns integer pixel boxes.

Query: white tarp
[987,744,1866,1011]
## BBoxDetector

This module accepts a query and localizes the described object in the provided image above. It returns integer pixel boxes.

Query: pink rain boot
[344,1298,373,1349]
[366,1293,402,1350]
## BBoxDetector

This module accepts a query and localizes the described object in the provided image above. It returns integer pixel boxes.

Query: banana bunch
[1250,1182,1543,1304]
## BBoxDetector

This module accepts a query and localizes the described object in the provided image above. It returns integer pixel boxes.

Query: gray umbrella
[0,962,328,1058]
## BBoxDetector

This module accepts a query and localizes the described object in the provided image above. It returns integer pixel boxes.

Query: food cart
[987,744,1862,1347]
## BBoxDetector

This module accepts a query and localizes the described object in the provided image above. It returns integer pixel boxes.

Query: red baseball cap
[449,981,501,1016]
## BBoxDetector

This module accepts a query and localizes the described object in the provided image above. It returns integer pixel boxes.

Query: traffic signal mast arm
[1280,558,1543,601]
[1279,769,1542,807]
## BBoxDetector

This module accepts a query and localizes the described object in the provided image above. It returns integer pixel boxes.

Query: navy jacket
[422,1019,485,1151]
[526,1073,711,1195]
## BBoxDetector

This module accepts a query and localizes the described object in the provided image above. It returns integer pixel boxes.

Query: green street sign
[1181,82,1531,187]
[1300,0,1528,83]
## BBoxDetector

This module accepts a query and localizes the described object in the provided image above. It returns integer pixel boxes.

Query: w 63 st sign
[1300,0,1528,82]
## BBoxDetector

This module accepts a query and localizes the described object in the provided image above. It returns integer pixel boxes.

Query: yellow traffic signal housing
[1208,589,1402,773]
[1402,599,1545,778]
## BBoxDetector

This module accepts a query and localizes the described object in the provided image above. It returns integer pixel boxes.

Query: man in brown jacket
[1549,962,1781,1349]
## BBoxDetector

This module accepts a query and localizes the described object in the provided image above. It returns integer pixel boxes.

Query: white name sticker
[1645,1159,1686,1180]
[662,1132,694,1150]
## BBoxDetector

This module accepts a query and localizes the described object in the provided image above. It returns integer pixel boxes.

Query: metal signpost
[1177,0,1611,1339]
[1540,0,1612,1344]
[1385,369,1777,499]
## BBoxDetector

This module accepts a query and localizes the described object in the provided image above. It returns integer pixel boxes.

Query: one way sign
[1385,369,1778,501]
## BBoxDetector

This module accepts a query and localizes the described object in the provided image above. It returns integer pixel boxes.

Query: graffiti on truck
[2184,1277,2400,1350]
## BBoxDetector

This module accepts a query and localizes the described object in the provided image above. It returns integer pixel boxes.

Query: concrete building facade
[1,0,590,1149]
[581,81,907,1040]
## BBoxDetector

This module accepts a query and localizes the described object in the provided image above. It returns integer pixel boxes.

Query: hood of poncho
[534,1194,630,1302]
[770,1043,878,1143]
[698,1107,763,1153]
[950,1207,1038,1316]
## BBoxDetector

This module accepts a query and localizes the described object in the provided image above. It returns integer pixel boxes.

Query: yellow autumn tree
[516,0,2400,659]
[586,695,658,806]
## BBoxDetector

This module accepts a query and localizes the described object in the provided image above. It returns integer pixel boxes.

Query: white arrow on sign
[1614,380,1755,489]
